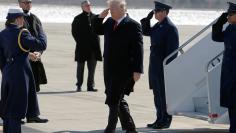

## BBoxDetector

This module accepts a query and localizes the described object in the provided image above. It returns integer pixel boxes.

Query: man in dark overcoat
[94,0,143,132]
[72,0,102,92]
[0,8,47,133]
[18,0,48,123]
[19,0,47,93]
[140,1,179,129]
[212,2,236,133]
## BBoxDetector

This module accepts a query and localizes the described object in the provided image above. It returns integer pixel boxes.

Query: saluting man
[0,8,47,133]
[140,1,179,129]
[94,0,143,132]
[212,2,236,133]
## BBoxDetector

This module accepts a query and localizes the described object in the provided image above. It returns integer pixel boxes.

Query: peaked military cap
[154,1,172,11]
[227,2,236,14]
[6,8,25,20]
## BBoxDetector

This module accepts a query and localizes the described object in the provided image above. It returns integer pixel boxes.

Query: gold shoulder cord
[18,28,30,52]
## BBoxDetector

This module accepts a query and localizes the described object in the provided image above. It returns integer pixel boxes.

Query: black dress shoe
[76,87,82,92]
[104,129,115,133]
[87,88,98,92]
[126,130,138,133]
[151,122,169,129]
[147,120,157,128]
[152,116,172,129]
[27,116,49,123]
[152,121,171,129]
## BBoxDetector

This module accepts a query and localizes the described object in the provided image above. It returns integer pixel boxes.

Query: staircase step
[176,111,209,121]
[193,97,209,114]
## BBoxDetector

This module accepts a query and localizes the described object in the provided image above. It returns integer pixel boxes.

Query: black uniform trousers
[104,95,136,133]
[26,78,40,119]
[3,118,21,133]
[152,77,172,123]
[76,59,97,89]
[229,107,236,133]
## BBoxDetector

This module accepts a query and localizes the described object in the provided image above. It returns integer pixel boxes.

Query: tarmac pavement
[0,23,229,133]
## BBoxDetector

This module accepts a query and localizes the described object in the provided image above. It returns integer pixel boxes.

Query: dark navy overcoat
[94,16,143,105]
[212,22,236,108]
[140,17,179,91]
[0,24,47,119]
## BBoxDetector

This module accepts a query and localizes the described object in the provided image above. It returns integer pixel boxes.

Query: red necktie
[113,21,118,31]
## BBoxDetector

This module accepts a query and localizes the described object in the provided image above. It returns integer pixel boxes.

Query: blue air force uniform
[0,8,47,133]
[212,2,236,133]
[140,1,179,129]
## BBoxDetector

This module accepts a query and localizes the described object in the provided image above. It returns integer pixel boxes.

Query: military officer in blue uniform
[212,2,236,133]
[0,8,47,133]
[140,1,179,129]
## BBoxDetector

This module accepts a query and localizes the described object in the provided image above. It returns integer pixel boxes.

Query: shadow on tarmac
[22,126,46,133]
[137,127,228,132]
[38,90,101,95]
[38,91,77,95]
[52,127,228,133]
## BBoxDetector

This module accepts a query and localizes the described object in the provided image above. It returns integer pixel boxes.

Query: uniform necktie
[113,21,118,31]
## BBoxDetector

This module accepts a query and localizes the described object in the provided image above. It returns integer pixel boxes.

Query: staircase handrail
[163,19,217,67]
[206,51,224,73]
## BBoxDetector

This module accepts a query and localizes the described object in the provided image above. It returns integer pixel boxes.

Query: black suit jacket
[94,16,143,105]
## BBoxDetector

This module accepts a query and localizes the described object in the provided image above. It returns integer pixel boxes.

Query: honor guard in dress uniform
[212,2,236,133]
[18,0,48,123]
[0,8,47,133]
[140,1,179,129]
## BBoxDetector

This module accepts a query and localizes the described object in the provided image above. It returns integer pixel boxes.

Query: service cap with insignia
[154,1,172,12]
[227,2,236,15]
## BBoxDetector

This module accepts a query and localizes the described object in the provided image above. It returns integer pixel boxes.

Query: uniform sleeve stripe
[18,28,30,52]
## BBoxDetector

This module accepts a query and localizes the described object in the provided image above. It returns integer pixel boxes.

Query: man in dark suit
[140,1,179,129]
[0,8,47,133]
[72,0,102,92]
[94,0,143,132]
[18,0,48,123]
[212,2,236,133]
